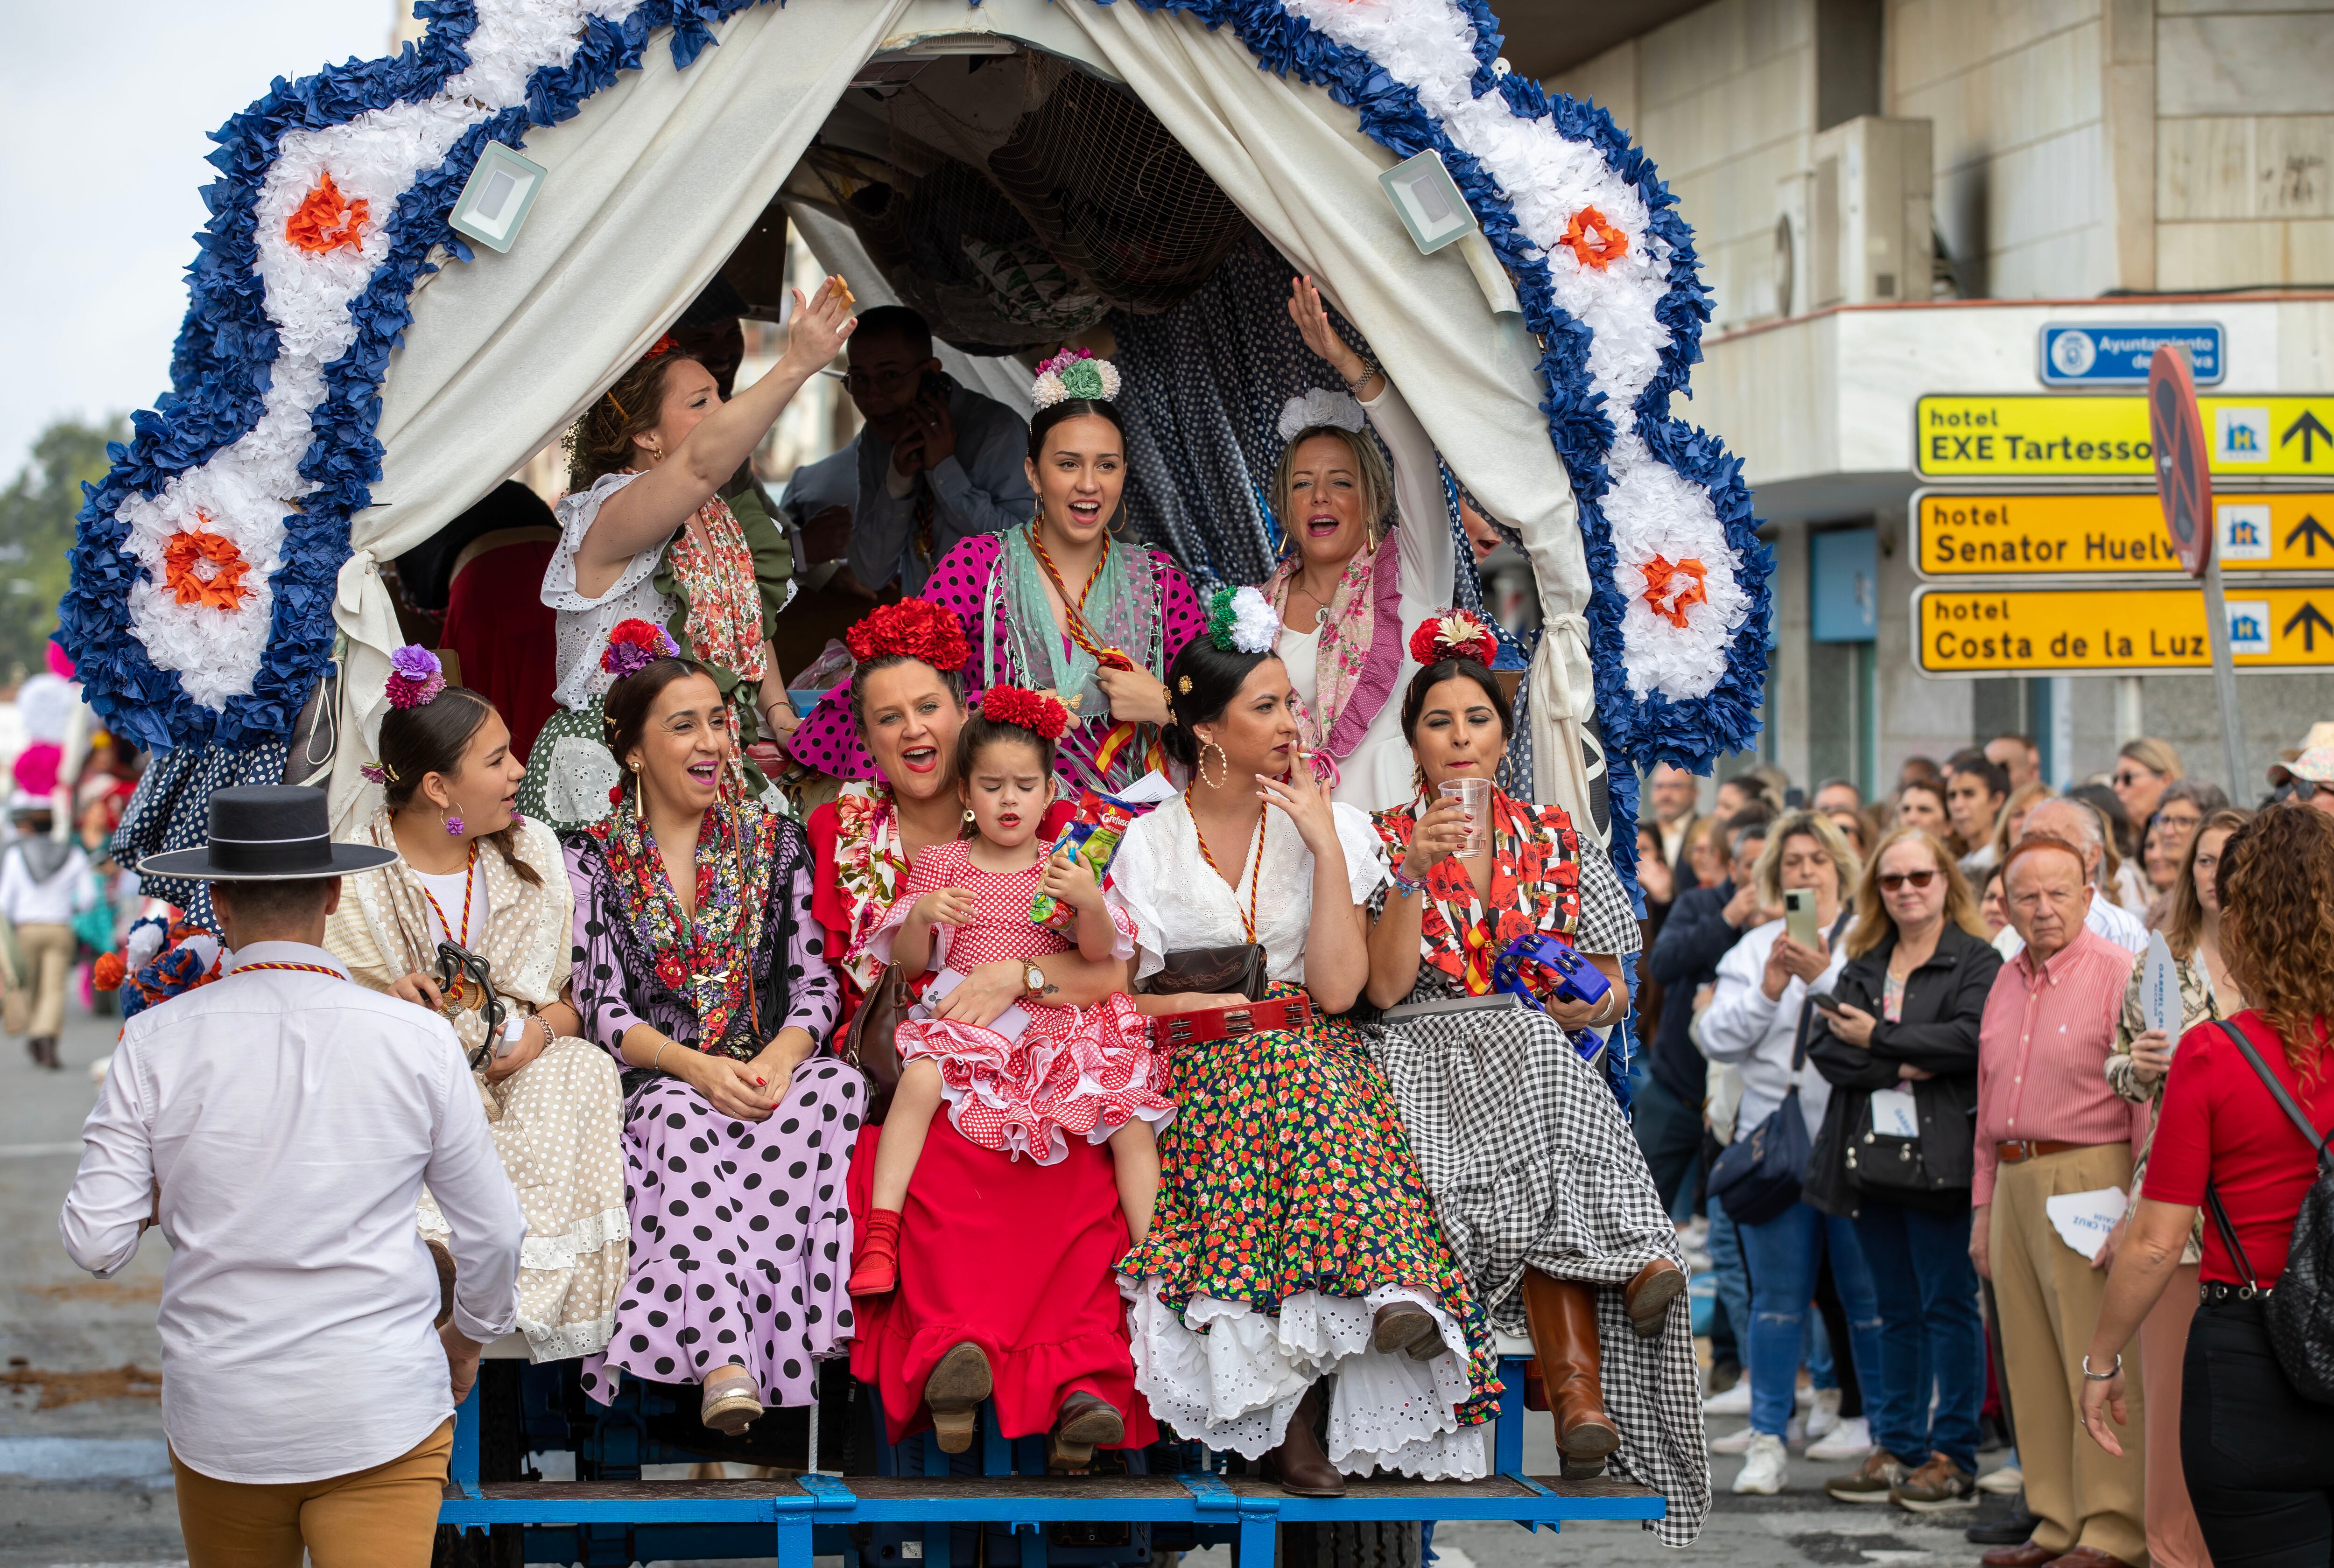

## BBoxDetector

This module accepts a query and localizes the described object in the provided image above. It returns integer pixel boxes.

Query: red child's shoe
[849,1208,902,1297]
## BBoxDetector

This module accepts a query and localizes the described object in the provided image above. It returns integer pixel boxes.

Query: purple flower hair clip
[601,617,681,680]
[385,644,445,710]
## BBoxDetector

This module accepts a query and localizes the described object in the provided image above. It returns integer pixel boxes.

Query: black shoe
[1965,1492,2040,1545]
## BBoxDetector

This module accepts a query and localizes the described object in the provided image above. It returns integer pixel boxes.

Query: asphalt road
[0,1000,2010,1566]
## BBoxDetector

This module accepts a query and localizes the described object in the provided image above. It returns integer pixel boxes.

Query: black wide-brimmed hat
[138,785,400,882]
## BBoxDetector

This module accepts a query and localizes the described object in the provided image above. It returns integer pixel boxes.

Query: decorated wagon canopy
[62,0,1766,854]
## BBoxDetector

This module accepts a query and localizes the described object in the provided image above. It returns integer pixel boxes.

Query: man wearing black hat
[60,786,525,1567]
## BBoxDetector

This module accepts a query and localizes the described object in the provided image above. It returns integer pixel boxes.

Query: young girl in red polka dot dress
[848,687,1170,1303]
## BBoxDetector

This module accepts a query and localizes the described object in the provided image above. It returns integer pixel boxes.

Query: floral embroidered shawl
[664,495,766,685]
[1265,532,1403,758]
[828,780,907,992]
[1372,789,1583,996]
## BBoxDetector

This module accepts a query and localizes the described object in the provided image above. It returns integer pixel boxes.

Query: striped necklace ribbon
[1186,788,1264,945]
[235,961,346,981]
[418,840,479,947]
[1026,525,1166,783]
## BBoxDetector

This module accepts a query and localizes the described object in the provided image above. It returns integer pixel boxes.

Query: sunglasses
[1878,869,1937,891]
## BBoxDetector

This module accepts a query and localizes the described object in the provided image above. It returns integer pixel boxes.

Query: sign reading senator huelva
[1914,585,2334,675]
[1915,395,2334,479]
[1912,492,2334,576]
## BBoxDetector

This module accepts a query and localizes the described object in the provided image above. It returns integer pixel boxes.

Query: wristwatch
[1023,962,1046,999]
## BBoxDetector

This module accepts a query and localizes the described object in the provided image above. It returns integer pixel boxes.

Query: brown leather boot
[924,1341,992,1455]
[1623,1258,1686,1338]
[1519,1267,1619,1477]
[1259,1385,1345,1497]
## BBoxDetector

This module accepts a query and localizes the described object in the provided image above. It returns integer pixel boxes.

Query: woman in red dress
[802,601,1157,1465]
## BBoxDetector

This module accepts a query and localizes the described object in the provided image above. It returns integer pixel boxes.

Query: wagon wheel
[1274,1520,1424,1568]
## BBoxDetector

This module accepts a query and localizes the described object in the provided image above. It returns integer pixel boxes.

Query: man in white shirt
[60,785,524,1568]
[0,790,96,1068]
[1992,797,2147,959]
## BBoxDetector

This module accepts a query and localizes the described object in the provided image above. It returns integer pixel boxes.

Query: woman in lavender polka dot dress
[563,623,862,1434]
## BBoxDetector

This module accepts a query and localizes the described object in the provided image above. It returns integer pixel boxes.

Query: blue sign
[1811,527,1877,643]
[2039,322,2223,387]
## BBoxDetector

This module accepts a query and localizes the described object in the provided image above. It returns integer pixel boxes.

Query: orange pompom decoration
[93,952,127,992]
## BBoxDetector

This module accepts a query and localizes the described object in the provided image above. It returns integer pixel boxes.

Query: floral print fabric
[825,781,905,993]
[1371,789,1584,996]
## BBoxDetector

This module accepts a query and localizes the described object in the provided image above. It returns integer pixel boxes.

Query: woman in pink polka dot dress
[844,686,1170,1459]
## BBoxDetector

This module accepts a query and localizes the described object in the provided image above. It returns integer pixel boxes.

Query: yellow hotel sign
[1913,490,2334,576]
[1915,394,2334,479]
[1914,585,2334,675]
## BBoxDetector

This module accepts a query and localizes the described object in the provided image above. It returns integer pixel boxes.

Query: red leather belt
[1993,1139,2089,1163]
[1153,995,1314,1049]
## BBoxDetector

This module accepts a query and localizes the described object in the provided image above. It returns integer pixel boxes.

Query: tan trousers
[2140,1261,2208,1568]
[1990,1142,2149,1566]
[171,1419,451,1568]
[11,922,74,1039]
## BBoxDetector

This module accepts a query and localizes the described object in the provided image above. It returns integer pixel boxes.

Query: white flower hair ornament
[1204,585,1280,655]
[1029,348,1121,410]
[1276,387,1365,444]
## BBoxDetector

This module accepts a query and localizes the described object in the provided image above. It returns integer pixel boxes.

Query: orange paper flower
[285,171,369,255]
[1640,554,1708,629]
[1560,206,1628,270]
[92,953,127,992]
[162,527,255,611]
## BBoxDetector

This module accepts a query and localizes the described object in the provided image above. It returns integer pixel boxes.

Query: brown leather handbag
[1136,945,1269,1002]
[843,963,910,1124]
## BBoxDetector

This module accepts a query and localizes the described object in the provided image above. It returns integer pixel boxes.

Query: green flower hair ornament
[1030,347,1121,409]
[1205,584,1279,654]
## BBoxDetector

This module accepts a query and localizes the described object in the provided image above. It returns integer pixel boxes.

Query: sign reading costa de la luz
[1914,584,2334,675]
[1915,394,2334,479]
[1913,490,2334,575]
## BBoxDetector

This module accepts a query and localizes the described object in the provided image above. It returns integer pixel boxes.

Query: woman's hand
[2080,1361,2130,1457]
[751,1028,816,1094]
[1093,665,1172,727]
[1821,999,1877,1048]
[929,961,1026,1029]
[2128,1027,2174,1088]
[1898,1061,1934,1082]
[779,278,856,376]
[1638,851,1675,907]
[1287,275,1371,389]
[1758,936,1798,1002]
[915,887,977,929]
[1258,755,1341,859]
[1040,850,1103,917]
[1722,881,1776,930]
[685,1051,780,1122]
[483,1014,549,1082]
[1398,797,1471,882]
[390,970,446,1012]
[1771,935,1830,986]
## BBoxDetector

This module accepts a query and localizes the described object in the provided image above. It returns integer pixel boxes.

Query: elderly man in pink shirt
[1970,837,2150,1568]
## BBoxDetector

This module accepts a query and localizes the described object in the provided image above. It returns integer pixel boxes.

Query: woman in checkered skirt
[1361,614,1708,1547]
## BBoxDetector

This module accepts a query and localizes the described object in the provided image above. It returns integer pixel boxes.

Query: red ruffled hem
[897,994,1172,1165]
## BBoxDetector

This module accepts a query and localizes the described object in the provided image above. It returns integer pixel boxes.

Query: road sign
[2151,347,2214,577]
[2040,323,2223,387]
[1913,584,2334,676]
[1911,491,2334,576]
[1914,394,2334,479]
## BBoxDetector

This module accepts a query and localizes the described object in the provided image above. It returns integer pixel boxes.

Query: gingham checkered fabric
[1364,1001,1710,1544]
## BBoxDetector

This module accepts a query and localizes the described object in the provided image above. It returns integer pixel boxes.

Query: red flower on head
[980,686,1071,742]
[644,334,680,360]
[1409,609,1498,669]
[845,598,971,673]
[602,617,679,678]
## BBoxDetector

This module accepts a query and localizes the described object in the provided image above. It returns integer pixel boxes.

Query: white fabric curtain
[339,0,1597,835]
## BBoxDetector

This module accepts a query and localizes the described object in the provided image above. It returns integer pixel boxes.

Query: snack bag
[1031,788,1139,929]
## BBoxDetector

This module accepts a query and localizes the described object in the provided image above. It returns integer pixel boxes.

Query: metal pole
[2201,553,2248,796]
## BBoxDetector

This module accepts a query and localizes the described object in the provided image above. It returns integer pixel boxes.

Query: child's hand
[1040,849,1101,913]
[916,886,977,928]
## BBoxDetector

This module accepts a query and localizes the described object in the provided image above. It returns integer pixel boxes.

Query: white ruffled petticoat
[1125,1278,1489,1480]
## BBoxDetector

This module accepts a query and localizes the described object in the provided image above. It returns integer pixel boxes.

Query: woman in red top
[2081,805,2334,1568]
[801,601,1157,1467]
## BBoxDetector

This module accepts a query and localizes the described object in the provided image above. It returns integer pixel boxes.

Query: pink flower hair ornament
[385,644,446,710]
[602,618,681,679]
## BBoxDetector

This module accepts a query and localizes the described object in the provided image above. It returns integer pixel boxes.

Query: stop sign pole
[2149,343,2246,794]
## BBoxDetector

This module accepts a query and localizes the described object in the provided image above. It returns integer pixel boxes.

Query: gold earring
[1200,740,1229,791]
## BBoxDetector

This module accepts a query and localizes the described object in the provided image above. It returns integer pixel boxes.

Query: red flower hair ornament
[602,617,680,679]
[844,598,970,673]
[979,686,1071,742]
[1409,609,1498,669]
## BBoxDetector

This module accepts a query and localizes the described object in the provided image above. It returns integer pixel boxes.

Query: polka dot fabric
[577,1057,863,1407]
[115,737,291,928]
[867,841,1169,1165]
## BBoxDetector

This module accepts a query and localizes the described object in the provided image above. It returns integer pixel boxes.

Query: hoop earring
[1200,741,1229,791]
[443,806,464,837]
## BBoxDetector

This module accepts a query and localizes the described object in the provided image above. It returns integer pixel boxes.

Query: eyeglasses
[1878,869,1937,891]
[2113,768,2151,787]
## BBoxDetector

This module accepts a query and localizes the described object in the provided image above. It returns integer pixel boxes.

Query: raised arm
[576,283,855,582]
[1364,799,1469,1008]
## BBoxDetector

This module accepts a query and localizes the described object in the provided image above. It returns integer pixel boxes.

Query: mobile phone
[1807,991,1842,1012]
[1783,887,1820,949]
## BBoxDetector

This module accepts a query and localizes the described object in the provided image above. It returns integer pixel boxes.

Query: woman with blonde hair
[1801,827,2003,1507]
[1699,811,1877,1494]
[2111,736,2182,831]
[2101,807,2250,1568]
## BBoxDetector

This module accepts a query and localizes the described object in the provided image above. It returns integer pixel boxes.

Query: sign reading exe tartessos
[1913,491,2334,576]
[1914,584,2334,675]
[1915,395,2334,479]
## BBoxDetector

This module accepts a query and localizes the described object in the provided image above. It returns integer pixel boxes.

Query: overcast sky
[0,3,389,480]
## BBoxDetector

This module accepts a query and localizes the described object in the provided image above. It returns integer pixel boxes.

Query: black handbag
[2200,1019,2334,1405]
[1708,997,1817,1226]
[1846,1085,1935,1198]
[1137,944,1268,1002]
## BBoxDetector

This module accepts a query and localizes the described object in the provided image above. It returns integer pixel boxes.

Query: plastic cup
[1439,777,1492,856]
